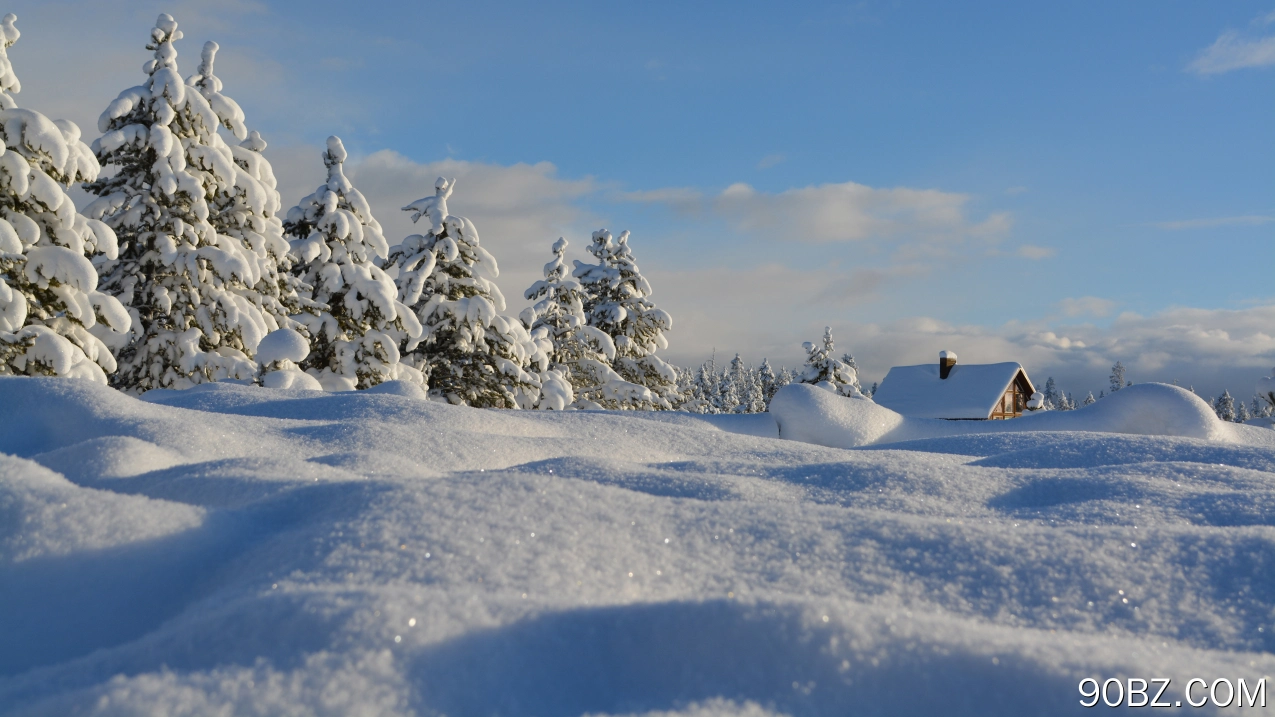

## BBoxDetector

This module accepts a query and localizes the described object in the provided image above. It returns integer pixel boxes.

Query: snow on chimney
[939,350,957,379]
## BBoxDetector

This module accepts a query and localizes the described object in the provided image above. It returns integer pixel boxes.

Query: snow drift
[1,376,1273,716]
[771,382,1269,449]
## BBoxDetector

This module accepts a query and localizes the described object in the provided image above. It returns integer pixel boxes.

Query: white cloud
[1016,244,1056,260]
[756,153,786,169]
[1188,20,1275,75]
[628,179,1011,246]
[1153,215,1274,230]
[835,305,1275,398]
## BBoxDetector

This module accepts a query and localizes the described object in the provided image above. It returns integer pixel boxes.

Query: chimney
[939,350,957,379]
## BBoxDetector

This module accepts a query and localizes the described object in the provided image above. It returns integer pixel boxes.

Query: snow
[255,328,309,366]
[1,376,1273,715]
[773,382,1269,449]
[873,361,1027,419]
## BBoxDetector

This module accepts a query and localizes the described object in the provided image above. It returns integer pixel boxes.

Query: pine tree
[385,177,544,407]
[724,353,764,413]
[799,326,864,397]
[520,236,630,409]
[0,14,131,382]
[86,14,277,392]
[718,357,741,413]
[187,41,312,340]
[1082,391,1096,406]
[1236,400,1250,423]
[572,229,678,409]
[1213,390,1235,422]
[683,360,716,414]
[868,381,878,397]
[759,358,779,406]
[285,136,422,391]
[1042,377,1060,411]
[1109,361,1126,393]
[744,361,766,413]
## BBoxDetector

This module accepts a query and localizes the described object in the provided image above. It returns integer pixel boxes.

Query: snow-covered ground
[1,378,1273,716]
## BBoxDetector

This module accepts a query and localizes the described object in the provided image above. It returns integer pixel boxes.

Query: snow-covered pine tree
[758,358,778,405]
[799,326,865,398]
[187,42,313,341]
[521,236,644,409]
[86,14,283,392]
[1042,377,1060,410]
[284,136,422,391]
[867,381,878,397]
[572,229,679,409]
[1082,391,1096,406]
[1213,390,1235,422]
[775,366,796,401]
[744,361,766,413]
[385,177,544,407]
[1236,400,1250,423]
[1062,392,1076,411]
[1253,394,1273,419]
[0,13,131,382]
[1098,389,1106,400]
[1109,361,1127,393]
[726,353,759,413]
[712,358,735,413]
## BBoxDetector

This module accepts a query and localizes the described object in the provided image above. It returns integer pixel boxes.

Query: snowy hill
[1,377,1273,715]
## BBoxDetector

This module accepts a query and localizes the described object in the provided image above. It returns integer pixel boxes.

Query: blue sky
[10,1,1275,397]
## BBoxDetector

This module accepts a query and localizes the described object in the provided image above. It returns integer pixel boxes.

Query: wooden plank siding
[988,370,1036,420]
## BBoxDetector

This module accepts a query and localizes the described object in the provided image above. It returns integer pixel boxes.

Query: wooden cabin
[871,351,1036,420]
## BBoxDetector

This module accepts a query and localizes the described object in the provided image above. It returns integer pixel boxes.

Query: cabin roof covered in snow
[872,361,1030,419]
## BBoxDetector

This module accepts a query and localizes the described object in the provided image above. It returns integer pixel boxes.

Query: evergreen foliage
[188,41,313,341]
[572,229,678,409]
[86,15,277,392]
[385,177,544,407]
[284,136,422,391]
[799,326,865,397]
[0,14,130,382]
[1212,390,1235,422]
[1109,361,1127,393]
[521,236,636,409]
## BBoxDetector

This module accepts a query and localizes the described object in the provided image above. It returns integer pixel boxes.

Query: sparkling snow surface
[1,377,1273,716]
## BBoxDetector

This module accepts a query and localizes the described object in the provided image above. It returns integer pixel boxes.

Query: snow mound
[31,435,187,483]
[772,382,1250,449]
[3,376,1274,714]
[0,453,203,563]
[254,328,309,365]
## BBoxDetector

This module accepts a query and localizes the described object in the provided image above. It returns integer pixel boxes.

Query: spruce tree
[521,236,628,408]
[1212,390,1235,422]
[86,14,277,392]
[1082,391,1096,406]
[759,358,779,407]
[799,326,864,397]
[1109,361,1127,393]
[0,13,130,382]
[187,41,312,339]
[385,177,544,407]
[285,136,422,391]
[1042,377,1060,410]
[1236,400,1250,423]
[572,229,678,409]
